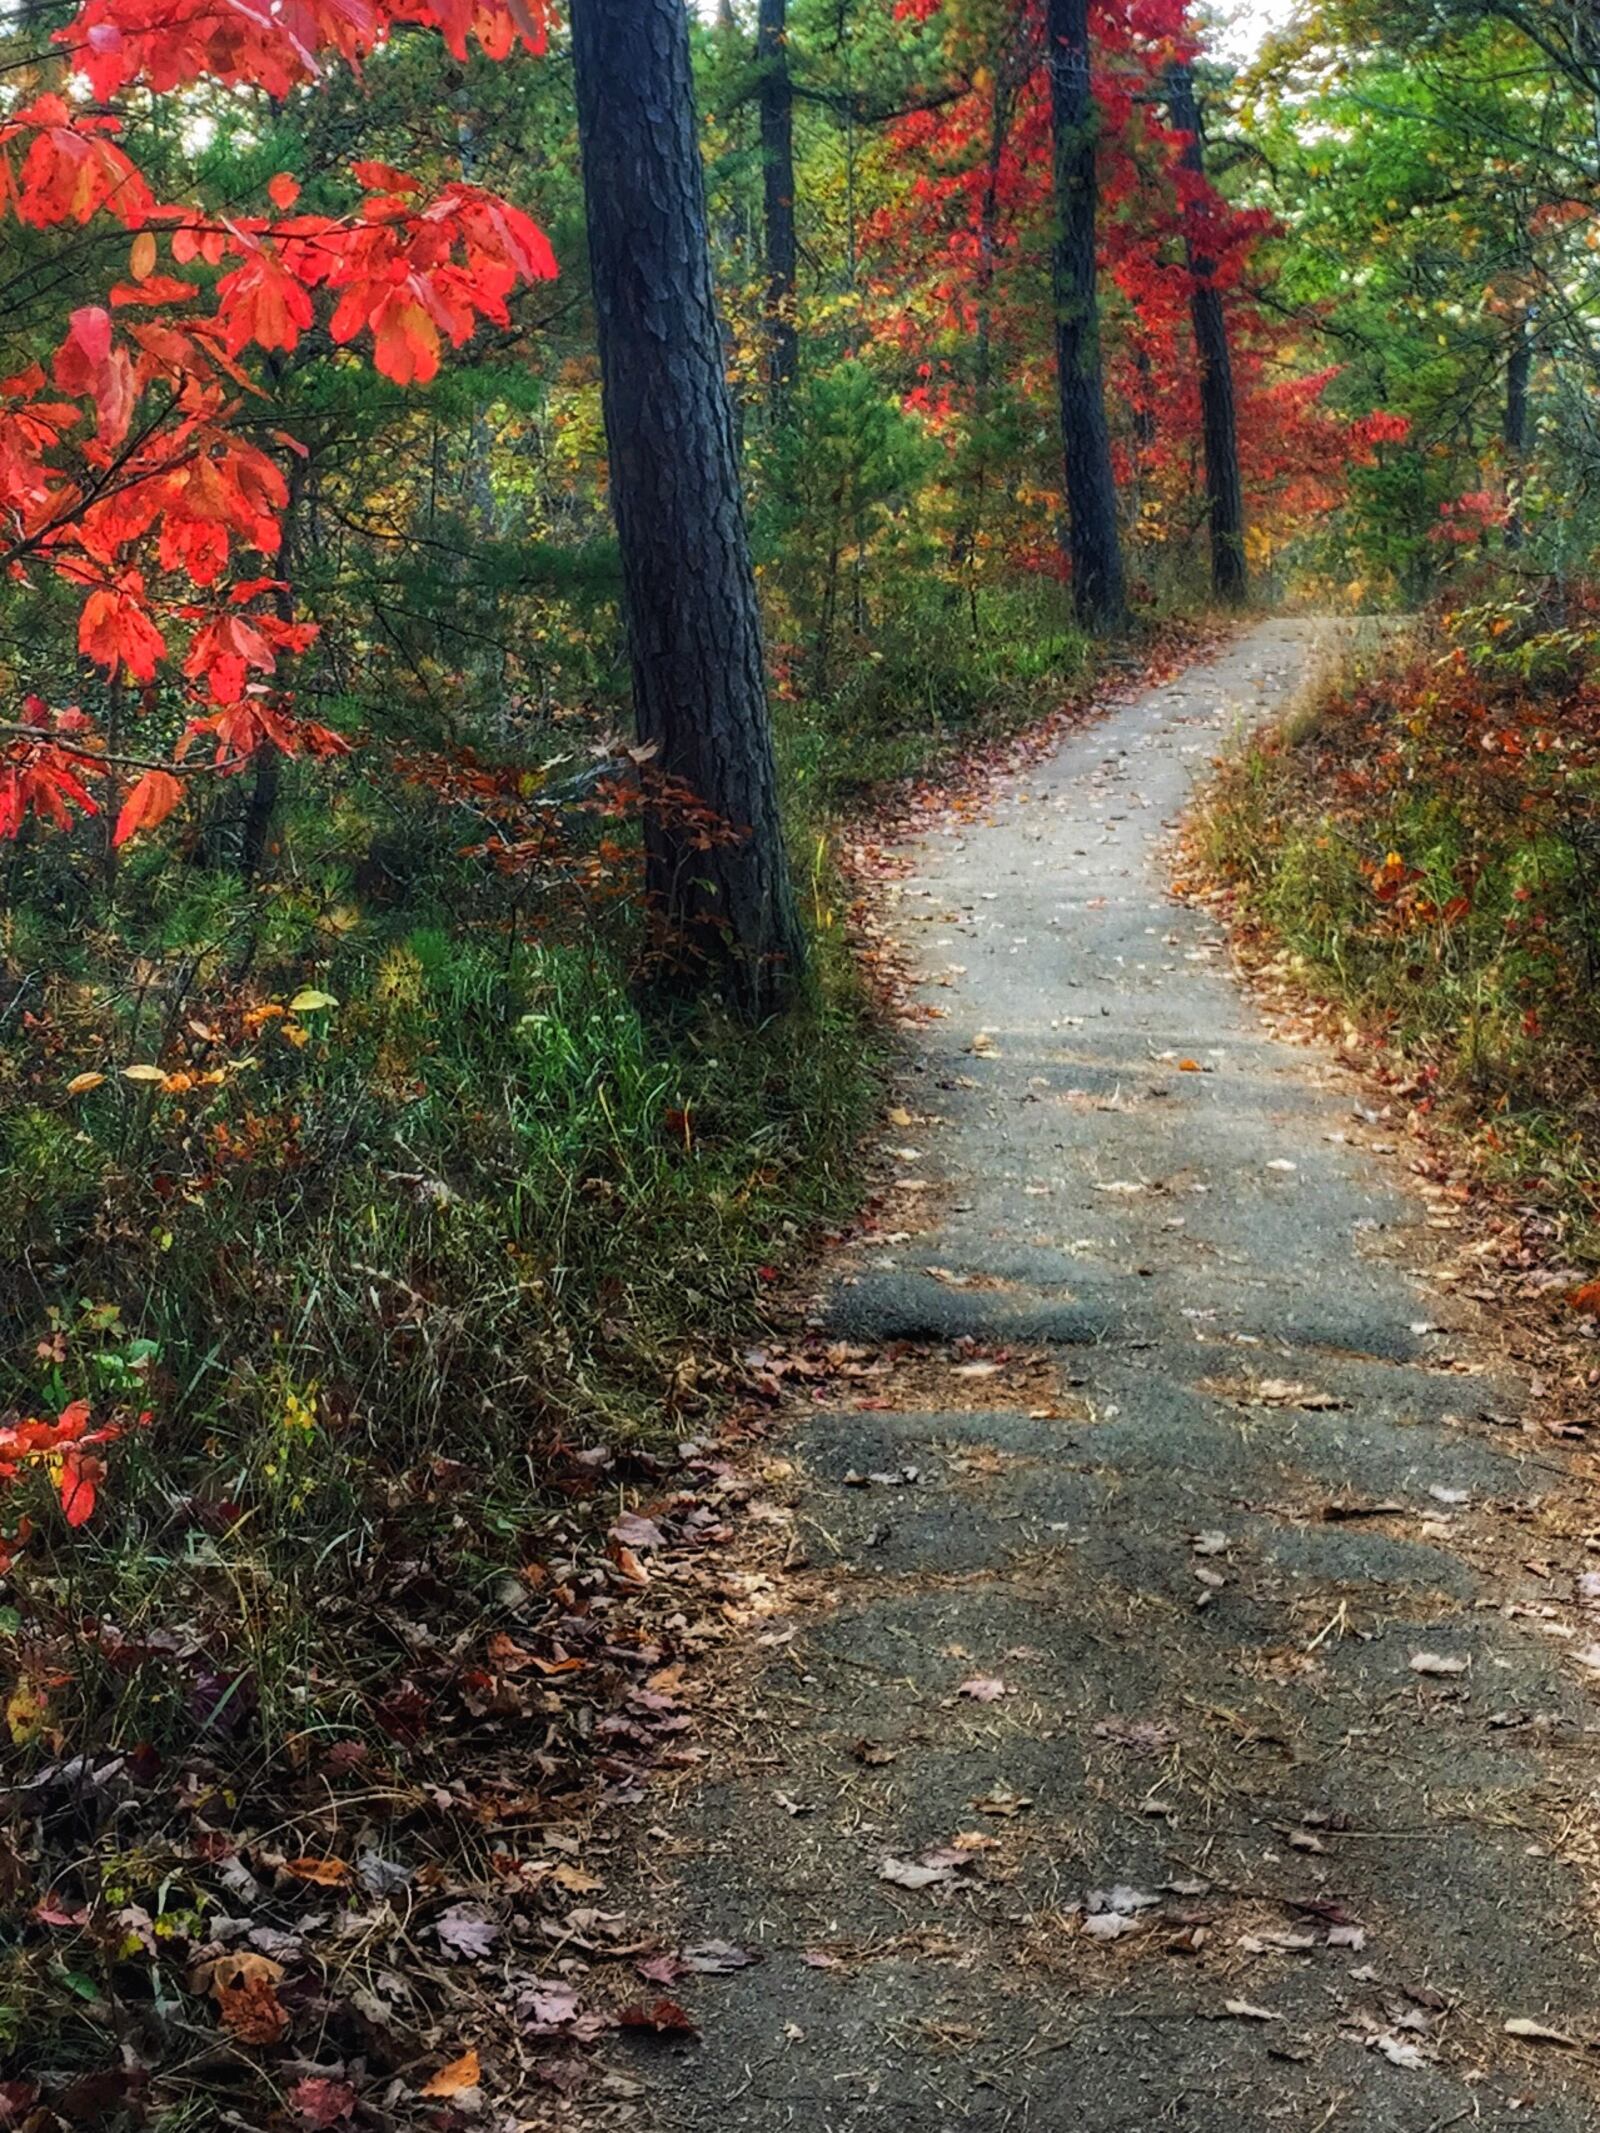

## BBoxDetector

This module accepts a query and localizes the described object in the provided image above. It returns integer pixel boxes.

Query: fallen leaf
[618,1998,698,2036]
[1224,1998,1280,2022]
[682,1941,757,1974]
[610,1511,666,1551]
[207,1953,288,2044]
[1083,1910,1139,1940]
[880,1856,954,1891]
[1373,2034,1425,2070]
[290,2077,358,2127]
[283,1855,349,1885]
[421,2050,481,2099]
[972,1788,1032,1816]
[850,1738,897,1766]
[1094,1714,1177,1754]
[1504,2017,1577,2047]
[435,1904,498,1960]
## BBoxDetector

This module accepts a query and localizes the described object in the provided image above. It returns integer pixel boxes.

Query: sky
[1208,0,1301,59]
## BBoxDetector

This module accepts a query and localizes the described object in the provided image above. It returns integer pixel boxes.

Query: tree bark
[569,0,806,1015]
[758,0,800,408]
[1503,307,1531,550]
[1167,62,1247,606]
[1046,0,1126,632]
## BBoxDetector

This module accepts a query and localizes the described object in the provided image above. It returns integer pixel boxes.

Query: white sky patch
[1205,0,1303,61]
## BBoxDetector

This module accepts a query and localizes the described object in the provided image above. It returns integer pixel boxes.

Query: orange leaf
[208,1952,288,2043]
[129,229,157,280]
[283,1855,349,1885]
[421,2048,481,2098]
[113,768,183,847]
[267,172,301,210]
[1570,1281,1600,1317]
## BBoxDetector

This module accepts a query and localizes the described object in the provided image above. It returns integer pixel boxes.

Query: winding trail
[633,622,1600,2130]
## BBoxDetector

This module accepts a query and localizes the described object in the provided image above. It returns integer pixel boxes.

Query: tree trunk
[758,0,800,408]
[949,62,1014,595]
[240,411,307,881]
[1167,62,1246,606]
[570,0,805,1016]
[1503,308,1531,551]
[1046,0,1127,631]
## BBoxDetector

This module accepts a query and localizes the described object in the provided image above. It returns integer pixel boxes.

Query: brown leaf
[207,1952,289,2044]
[618,1998,698,2036]
[850,1737,897,1765]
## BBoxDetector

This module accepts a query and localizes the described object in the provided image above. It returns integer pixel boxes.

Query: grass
[0,572,1127,1778]
[1190,587,1600,1260]
[0,569,1154,2108]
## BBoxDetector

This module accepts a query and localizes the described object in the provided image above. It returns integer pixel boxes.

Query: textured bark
[950,44,1024,594]
[758,0,800,407]
[570,0,806,1015]
[1046,0,1126,632]
[1167,63,1246,606]
[1503,308,1531,551]
[240,412,306,880]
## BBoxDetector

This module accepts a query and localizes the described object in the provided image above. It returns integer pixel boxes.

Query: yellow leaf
[288,989,338,1012]
[422,2048,481,2098]
[122,1064,168,1084]
[129,230,157,281]
[6,1677,48,1747]
[66,1071,107,1096]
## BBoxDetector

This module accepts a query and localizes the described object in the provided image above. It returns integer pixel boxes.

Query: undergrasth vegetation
[1193,585,1600,1258]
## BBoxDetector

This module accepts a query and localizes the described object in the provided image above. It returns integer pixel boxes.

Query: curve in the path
[630,622,1600,2133]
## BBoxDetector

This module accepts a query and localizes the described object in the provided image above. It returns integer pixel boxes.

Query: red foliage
[0,0,556,842]
[862,0,1405,574]
[0,1400,129,1534]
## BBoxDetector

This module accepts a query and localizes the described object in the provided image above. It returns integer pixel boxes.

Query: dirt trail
[626,622,1600,2130]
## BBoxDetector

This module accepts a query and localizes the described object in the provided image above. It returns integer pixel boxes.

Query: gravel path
[627,622,1600,2131]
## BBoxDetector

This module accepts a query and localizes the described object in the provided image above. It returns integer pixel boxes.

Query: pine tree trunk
[570,0,806,1016]
[758,0,800,408]
[1503,309,1531,551]
[1167,62,1247,606]
[1046,0,1126,632]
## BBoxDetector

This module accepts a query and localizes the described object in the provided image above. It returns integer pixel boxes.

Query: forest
[4,0,1600,2124]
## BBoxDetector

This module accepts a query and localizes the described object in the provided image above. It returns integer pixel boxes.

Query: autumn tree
[758,0,802,406]
[1046,0,1126,628]
[570,0,806,1014]
[0,0,557,847]
[1166,60,1245,603]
